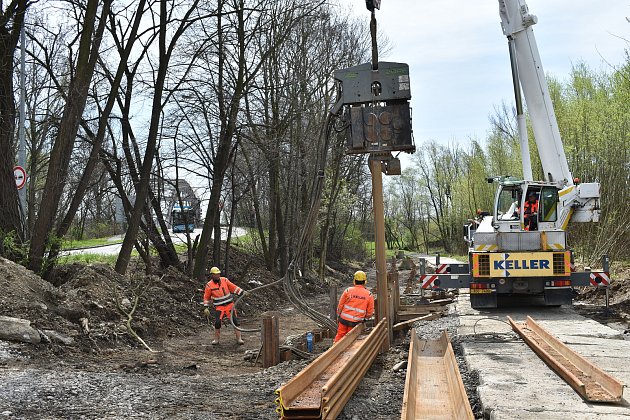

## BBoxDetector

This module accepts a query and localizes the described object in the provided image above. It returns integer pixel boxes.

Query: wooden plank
[428,298,454,306]
[280,348,293,362]
[329,284,338,321]
[397,308,447,321]
[399,303,448,311]
[508,316,624,402]
[390,261,400,323]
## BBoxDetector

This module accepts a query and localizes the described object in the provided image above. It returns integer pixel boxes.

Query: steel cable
[229,279,283,332]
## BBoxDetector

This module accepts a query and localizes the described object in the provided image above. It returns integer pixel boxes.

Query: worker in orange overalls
[203,266,246,345]
[523,191,539,231]
[334,270,375,343]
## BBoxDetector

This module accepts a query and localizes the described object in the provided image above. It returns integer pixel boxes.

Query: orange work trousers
[334,322,355,343]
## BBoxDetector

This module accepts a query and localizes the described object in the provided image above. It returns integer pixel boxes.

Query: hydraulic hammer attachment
[332,62,415,156]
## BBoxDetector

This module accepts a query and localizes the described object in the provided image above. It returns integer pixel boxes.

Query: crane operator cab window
[539,187,559,224]
[497,186,521,221]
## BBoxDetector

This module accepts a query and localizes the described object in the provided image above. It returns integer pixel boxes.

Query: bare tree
[115,0,203,275]
[0,0,28,242]
[190,0,328,279]
[27,0,112,272]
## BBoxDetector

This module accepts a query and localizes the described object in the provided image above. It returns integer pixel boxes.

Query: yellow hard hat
[354,270,367,282]
[209,266,221,274]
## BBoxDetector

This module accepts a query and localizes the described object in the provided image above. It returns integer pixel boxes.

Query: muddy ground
[0,254,628,419]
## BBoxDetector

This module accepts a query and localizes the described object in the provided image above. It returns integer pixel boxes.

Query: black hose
[229,279,283,333]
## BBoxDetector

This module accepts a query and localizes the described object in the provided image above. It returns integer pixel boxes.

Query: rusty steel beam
[401,330,474,420]
[370,157,392,348]
[275,319,387,419]
[392,313,442,332]
[508,316,624,402]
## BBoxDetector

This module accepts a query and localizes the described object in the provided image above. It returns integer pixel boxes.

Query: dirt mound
[0,258,210,350]
[0,248,333,354]
[53,264,206,346]
[0,257,70,333]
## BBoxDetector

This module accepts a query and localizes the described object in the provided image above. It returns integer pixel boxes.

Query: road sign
[14,166,26,190]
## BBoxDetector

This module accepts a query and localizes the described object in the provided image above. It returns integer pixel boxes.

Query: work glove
[203,307,210,316]
[240,290,248,297]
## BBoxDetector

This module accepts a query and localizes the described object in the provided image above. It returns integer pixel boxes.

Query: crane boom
[499,0,573,185]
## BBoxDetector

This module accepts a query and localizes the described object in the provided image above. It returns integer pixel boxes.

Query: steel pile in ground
[508,315,624,402]
[275,318,387,419]
[401,329,473,420]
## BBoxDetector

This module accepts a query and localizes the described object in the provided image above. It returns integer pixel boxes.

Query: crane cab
[493,179,560,233]
[469,178,567,253]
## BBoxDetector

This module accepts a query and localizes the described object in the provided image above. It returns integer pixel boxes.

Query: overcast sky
[341,0,630,147]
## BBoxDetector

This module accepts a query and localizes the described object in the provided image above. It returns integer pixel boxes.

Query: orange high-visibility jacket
[337,284,375,326]
[524,200,538,216]
[203,277,243,309]
[523,200,539,230]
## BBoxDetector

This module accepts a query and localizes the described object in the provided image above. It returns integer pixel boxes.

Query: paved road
[455,294,630,419]
[63,227,246,256]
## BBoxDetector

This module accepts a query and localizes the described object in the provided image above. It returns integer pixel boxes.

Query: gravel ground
[0,314,473,420]
[0,334,407,420]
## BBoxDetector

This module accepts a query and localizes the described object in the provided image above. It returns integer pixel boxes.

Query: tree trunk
[192,1,246,279]
[0,0,28,240]
[116,0,201,274]
[45,0,146,266]
[28,0,110,272]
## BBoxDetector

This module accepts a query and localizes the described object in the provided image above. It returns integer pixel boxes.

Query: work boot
[211,339,219,345]
[235,330,244,345]
[212,331,220,345]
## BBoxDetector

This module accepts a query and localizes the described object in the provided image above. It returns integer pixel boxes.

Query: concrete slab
[456,293,630,418]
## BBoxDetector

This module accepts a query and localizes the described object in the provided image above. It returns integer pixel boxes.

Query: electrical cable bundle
[230,111,339,334]
[281,112,338,333]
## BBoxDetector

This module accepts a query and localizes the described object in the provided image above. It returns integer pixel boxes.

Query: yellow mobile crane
[420,0,608,309]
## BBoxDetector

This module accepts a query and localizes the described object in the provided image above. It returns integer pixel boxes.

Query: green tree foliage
[556,60,630,262]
